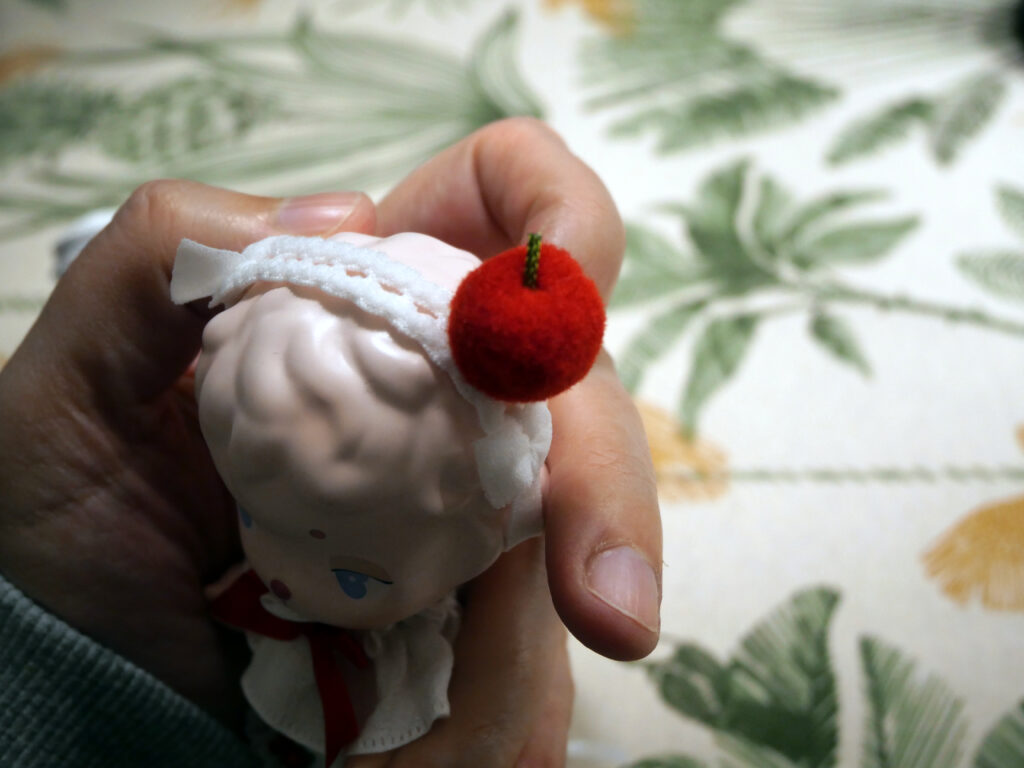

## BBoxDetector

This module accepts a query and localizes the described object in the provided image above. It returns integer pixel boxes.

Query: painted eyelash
[332,568,393,600]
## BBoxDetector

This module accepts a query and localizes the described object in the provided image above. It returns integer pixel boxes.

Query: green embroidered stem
[523,232,541,289]
[813,283,1024,338]
[662,464,1024,485]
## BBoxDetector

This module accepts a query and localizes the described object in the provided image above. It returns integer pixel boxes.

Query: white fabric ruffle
[241,592,460,765]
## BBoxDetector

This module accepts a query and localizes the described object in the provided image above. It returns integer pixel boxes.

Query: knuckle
[114,179,183,236]
[481,115,564,150]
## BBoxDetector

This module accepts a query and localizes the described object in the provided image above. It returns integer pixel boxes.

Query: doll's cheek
[268,579,292,600]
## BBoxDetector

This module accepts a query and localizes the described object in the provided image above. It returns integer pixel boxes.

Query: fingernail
[274,192,362,235]
[586,546,660,633]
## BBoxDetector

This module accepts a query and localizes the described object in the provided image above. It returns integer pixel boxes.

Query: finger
[378,119,661,661]
[360,538,571,768]
[545,352,662,661]
[376,117,624,298]
[10,182,376,410]
[513,637,573,768]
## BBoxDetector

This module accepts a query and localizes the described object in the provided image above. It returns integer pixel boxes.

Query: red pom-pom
[448,237,605,402]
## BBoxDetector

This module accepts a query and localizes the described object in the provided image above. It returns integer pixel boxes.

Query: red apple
[448,234,605,402]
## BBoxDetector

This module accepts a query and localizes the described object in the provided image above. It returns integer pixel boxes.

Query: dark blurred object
[1013,0,1024,51]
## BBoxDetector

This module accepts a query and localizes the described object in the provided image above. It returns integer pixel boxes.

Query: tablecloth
[2,1,1023,766]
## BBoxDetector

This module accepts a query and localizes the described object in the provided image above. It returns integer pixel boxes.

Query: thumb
[21,181,376,407]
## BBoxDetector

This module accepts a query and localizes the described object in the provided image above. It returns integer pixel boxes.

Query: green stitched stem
[524,232,541,289]
[814,283,1024,338]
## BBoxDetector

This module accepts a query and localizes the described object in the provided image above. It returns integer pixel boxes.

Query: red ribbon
[210,569,371,767]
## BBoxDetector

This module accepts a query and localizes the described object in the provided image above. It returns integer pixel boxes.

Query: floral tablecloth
[2,1,1023,766]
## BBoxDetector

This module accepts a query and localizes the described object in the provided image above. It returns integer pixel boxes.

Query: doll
[169,230,604,765]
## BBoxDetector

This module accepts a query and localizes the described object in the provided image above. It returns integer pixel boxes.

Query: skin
[0,118,661,767]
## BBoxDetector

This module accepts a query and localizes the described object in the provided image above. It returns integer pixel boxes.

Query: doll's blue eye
[334,570,369,599]
[238,507,253,528]
[332,569,392,600]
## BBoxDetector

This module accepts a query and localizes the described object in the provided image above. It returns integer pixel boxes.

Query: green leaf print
[681,160,751,270]
[795,217,919,268]
[827,99,933,166]
[618,301,706,394]
[716,734,804,768]
[929,71,1007,166]
[612,161,1024,435]
[778,190,889,253]
[860,637,966,768]
[751,176,794,257]
[613,162,910,433]
[957,252,1024,304]
[95,77,273,164]
[627,757,710,768]
[955,186,1024,304]
[468,8,544,119]
[726,588,840,766]
[610,224,706,309]
[674,160,777,293]
[633,585,1021,768]
[680,315,757,434]
[810,312,871,377]
[579,0,839,153]
[827,70,1006,168]
[0,80,118,168]
[0,10,542,240]
[996,186,1024,241]
[975,700,1024,768]
[646,587,840,766]
[611,73,838,155]
[651,643,730,726]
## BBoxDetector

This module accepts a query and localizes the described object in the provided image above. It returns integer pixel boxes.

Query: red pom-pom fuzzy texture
[448,242,606,402]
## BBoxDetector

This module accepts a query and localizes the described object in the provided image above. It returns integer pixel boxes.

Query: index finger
[377,119,662,660]
[375,117,623,298]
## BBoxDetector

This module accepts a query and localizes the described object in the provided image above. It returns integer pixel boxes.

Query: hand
[0,117,660,767]
[0,182,378,725]
[376,117,662,661]
[350,117,661,768]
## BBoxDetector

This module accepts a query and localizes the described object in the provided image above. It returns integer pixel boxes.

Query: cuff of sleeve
[0,571,258,768]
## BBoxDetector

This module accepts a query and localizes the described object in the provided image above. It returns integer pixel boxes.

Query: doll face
[232,475,503,628]
[196,234,508,628]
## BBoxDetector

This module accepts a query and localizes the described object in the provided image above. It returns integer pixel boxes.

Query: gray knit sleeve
[0,572,259,768]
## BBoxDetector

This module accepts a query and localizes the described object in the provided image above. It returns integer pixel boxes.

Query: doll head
[178,233,552,628]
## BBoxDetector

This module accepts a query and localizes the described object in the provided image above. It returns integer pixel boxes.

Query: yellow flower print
[923,496,1024,612]
[0,46,60,84]
[923,426,1024,612]
[637,400,728,501]
[544,0,633,33]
